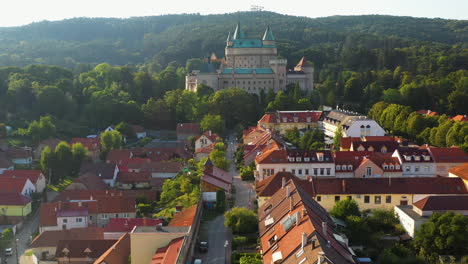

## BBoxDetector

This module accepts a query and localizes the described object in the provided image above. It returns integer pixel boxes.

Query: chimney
[289,195,293,212]
[99,173,102,177]
[286,186,290,197]
[341,179,346,193]
[301,232,307,249]
[318,252,325,264]
[90,195,93,200]
[281,177,286,189]
[322,222,327,236]
[208,130,212,136]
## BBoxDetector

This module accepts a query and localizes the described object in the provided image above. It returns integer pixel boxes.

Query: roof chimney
[301,232,307,249]
[322,222,327,236]
[281,177,286,189]
[289,195,293,212]
[286,186,290,197]
[341,179,346,193]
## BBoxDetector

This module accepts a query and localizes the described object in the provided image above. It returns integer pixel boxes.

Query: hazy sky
[1,0,466,27]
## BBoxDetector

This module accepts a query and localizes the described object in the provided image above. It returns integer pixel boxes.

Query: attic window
[414,155,421,161]
[389,165,394,170]
[296,157,302,162]
[396,165,400,169]
[336,165,341,171]
[304,157,310,162]
[268,234,278,246]
[347,165,353,170]
[383,165,388,170]
[288,157,295,162]
[423,155,430,161]
[404,155,411,161]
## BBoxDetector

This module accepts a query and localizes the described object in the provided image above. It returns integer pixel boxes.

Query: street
[3,208,39,264]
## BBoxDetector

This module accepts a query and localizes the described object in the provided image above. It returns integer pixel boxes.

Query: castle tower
[262,25,276,46]
[294,57,314,91]
[232,22,246,39]
[226,31,233,47]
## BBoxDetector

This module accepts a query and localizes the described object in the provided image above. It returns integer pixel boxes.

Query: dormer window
[423,155,430,161]
[347,165,353,170]
[282,117,287,123]
[317,153,324,162]
[293,117,299,123]
[306,117,311,123]
[336,165,341,171]
[383,165,388,170]
[404,155,411,161]
[414,155,420,161]
[304,157,310,162]
[296,157,302,162]
[389,165,394,170]
[396,165,400,169]
[381,146,387,153]
[288,157,295,162]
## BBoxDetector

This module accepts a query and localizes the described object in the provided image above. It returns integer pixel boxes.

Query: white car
[194,259,202,264]
[5,248,12,256]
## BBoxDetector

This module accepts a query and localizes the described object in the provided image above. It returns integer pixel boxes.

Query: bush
[224,207,258,234]
[232,236,248,249]
[240,166,255,181]
[330,199,360,220]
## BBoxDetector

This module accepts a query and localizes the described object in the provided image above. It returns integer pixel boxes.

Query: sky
[0,0,466,27]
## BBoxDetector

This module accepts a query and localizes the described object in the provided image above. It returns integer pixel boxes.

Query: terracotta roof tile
[79,162,116,179]
[256,149,334,164]
[0,158,13,168]
[258,111,322,124]
[70,172,108,190]
[106,149,133,165]
[105,218,163,233]
[169,205,198,227]
[55,239,116,258]
[94,233,130,264]
[176,123,200,135]
[449,163,468,180]
[131,125,145,133]
[452,115,468,122]
[424,146,468,163]
[413,195,468,211]
[2,170,43,184]
[117,171,151,183]
[53,189,157,202]
[150,237,184,264]
[30,227,105,248]
[0,177,30,193]
[0,192,31,205]
[70,137,100,151]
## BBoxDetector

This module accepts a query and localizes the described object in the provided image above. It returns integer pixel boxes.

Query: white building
[255,149,335,181]
[185,23,314,94]
[392,147,435,177]
[56,209,89,230]
[323,110,385,144]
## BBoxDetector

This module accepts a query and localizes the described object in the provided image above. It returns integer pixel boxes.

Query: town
[0,12,467,264]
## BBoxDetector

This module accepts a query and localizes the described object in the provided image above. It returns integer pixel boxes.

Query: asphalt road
[3,208,39,264]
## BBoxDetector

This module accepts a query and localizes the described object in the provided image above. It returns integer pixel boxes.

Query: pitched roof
[202,174,231,191]
[131,125,145,133]
[30,227,105,248]
[150,237,185,264]
[0,177,30,193]
[334,151,373,171]
[53,189,157,202]
[340,137,362,150]
[80,162,116,179]
[256,171,299,197]
[262,25,275,41]
[70,137,100,151]
[55,239,117,259]
[395,147,433,162]
[195,131,220,143]
[452,115,468,122]
[413,195,468,211]
[169,205,198,227]
[94,233,130,264]
[363,154,402,172]
[106,149,133,164]
[256,149,334,164]
[0,192,31,205]
[2,170,43,184]
[117,171,151,183]
[130,161,184,174]
[258,111,322,124]
[351,141,399,153]
[104,218,163,233]
[423,146,468,163]
[195,143,214,154]
[294,57,313,70]
[176,123,200,135]
[449,163,468,180]
[258,180,356,264]
[69,172,108,190]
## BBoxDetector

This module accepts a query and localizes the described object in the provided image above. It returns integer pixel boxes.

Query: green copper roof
[221,68,274,74]
[262,26,275,41]
[230,39,276,48]
[232,22,247,39]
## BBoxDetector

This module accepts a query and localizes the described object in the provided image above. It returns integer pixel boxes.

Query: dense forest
[0,12,467,140]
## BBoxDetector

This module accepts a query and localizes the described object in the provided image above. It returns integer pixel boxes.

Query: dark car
[199,241,208,253]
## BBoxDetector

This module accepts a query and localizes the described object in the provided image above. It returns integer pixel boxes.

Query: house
[132,125,147,139]
[255,149,335,181]
[194,143,214,161]
[353,154,403,178]
[94,233,130,264]
[6,147,33,165]
[257,110,323,135]
[104,218,163,240]
[195,131,220,150]
[79,162,119,187]
[176,123,200,141]
[416,109,439,116]
[258,179,357,264]
[0,158,14,174]
[55,239,117,264]
[323,109,386,145]
[350,140,399,154]
[0,193,32,224]
[242,126,266,144]
[2,170,47,193]
[39,197,137,232]
[392,147,435,177]
[421,146,468,177]
[201,159,233,196]
[66,173,108,191]
[53,189,157,203]
[448,163,468,190]
[334,151,372,178]
[106,149,133,165]
[169,204,198,227]
[34,138,61,160]
[128,161,183,179]
[0,177,36,196]
[243,130,288,167]
[116,171,151,189]
[395,196,468,237]
[256,172,468,211]
[70,137,101,161]
[340,136,397,151]
[30,227,105,262]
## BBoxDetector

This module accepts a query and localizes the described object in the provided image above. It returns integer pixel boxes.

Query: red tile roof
[452,115,468,122]
[340,137,361,150]
[395,147,433,162]
[55,239,117,259]
[107,149,133,165]
[70,137,100,151]
[94,233,130,264]
[351,141,399,153]
[449,163,468,180]
[2,170,43,184]
[169,205,198,227]
[129,161,183,174]
[0,192,31,205]
[256,149,334,164]
[150,237,185,264]
[176,123,200,135]
[195,131,220,142]
[80,162,116,180]
[363,154,402,172]
[195,143,214,154]
[413,195,468,211]
[117,171,151,183]
[334,151,373,171]
[6,148,32,159]
[0,177,30,193]
[70,172,108,190]
[0,158,13,168]
[30,227,105,248]
[53,189,157,202]
[258,111,322,124]
[104,218,163,233]
[423,146,468,163]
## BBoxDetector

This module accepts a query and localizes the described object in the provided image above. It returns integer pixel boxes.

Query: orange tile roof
[117,171,151,183]
[195,131,220,142]
[94,233,130,264]
[30,227,105,248]
[150,237,185,264]
[258,111,322,124]
[452,115,468,122]
[413,195,468,211]
[55,239,117,259]
[106,149,133,164]
[340,137,361,150]
[70,137,100,151]
[176,123,200,135]
[53,189,157,202]
[169,205,198,227]
[449,163,468,180]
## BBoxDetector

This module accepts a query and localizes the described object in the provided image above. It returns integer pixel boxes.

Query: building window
[335,196,340,202]
[76,218,83,223]
[364,196,370,203]
[102,214,108,219]
[316,196,321,202]
[298,169,302,175]
[305,169,309,175]
[292,169,296,175]
[405,166,410,172]
[386,196,392,203]
[320,168,324,175]
[375,196,381,204]
[366,167,372,177]
[313,168,318,175]
[347,196,352,200]
[326,168,331,175]
[123,213,130,218]
[336,165,341,171]
[415,166,420,172]
[63,219,68,223]
[424,166,430,172]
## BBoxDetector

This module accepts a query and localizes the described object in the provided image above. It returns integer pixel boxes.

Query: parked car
[199,241,208,253]
[194,259,202,264]
[4,248,12,256]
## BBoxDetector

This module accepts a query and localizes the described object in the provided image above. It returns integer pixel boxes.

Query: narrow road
[198,215,229,264]
[5,208,39,264]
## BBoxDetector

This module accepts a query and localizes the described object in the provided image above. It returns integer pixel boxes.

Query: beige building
[257,110,323,135]
[186,23,314,94]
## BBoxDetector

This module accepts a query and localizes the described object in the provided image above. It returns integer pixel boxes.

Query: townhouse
[257,110,323,135]
[392,147,435,177]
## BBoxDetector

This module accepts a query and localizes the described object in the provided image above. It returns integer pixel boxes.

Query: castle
[185,23,314,94]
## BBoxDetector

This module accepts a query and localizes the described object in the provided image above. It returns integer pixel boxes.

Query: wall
[31,246,57,262]
[0,203,31,217]
[56,216,87,230]
[434,162,464,177]
[195,136,213,150]
[130,233,187,264]
[354,160,383,178]
[256,163,335,181]
[314,193,411,211]
[345,120,386,138]
[394,206,420,238]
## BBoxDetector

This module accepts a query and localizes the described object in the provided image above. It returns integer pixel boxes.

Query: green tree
[115,122,136,138]
[413,212,468,263]
[0,123,7,138]
[239,254,262,264]
[330,199,360,220]
[209,142,229,170]
[224,207,258,234]
[333,123,342,150]
[378,244,424,264]
[216,189,226,213]
[240,166,255,181]
[54,141,73,179]
[343,215,371,245]
[40,146,55,182]
[100,130,123,157]
[71,143,89,176]
[368,101,389,121]
[200,114,225,135]
[367,209,399,234]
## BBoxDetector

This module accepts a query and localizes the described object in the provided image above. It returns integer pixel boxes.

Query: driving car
[4,248,12,256]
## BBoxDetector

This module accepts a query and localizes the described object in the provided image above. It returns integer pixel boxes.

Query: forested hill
[0,11,466,68]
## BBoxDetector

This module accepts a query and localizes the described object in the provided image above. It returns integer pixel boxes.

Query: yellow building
[256,172,468,212]
[258,111,323,135]
[0,193,32,223]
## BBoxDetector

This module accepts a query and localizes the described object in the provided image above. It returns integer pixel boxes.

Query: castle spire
[226,31,232,42]
[233,22,246,39]
[262,25,275,41]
